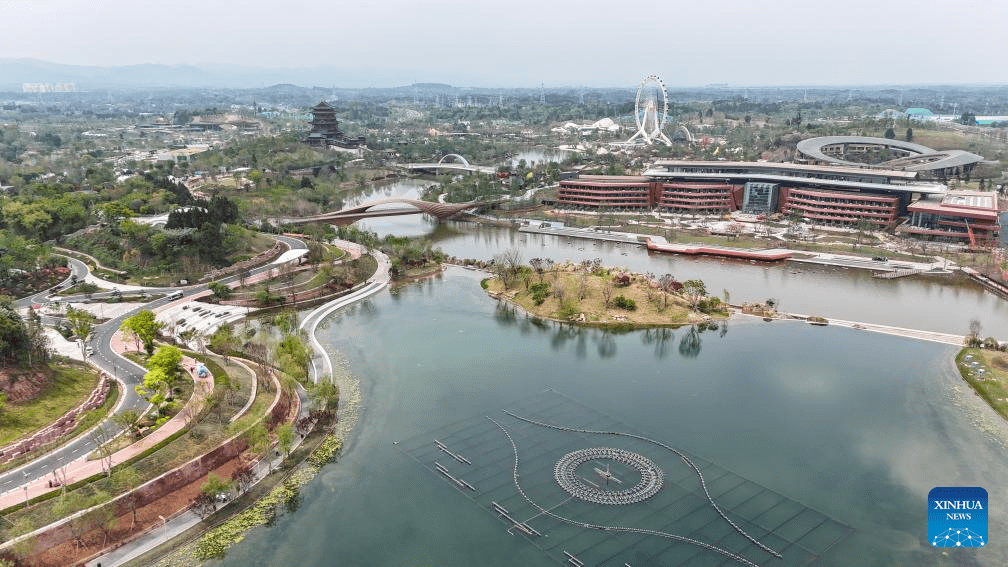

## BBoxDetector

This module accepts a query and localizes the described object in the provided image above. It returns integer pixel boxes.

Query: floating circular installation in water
[554,447,663,505]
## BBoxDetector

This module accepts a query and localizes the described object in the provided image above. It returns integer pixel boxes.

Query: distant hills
[0,59,459,91]
[3,59,1006,108]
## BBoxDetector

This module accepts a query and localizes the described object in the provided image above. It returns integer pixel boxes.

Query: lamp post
[159,515,167,541]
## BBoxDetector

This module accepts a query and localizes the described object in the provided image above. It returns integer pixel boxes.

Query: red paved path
[0,332,213,509]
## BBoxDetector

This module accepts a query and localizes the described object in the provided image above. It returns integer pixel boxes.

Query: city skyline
[3,0,1007,88]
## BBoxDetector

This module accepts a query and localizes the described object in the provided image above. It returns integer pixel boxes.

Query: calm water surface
[356,198,1007,336]
[214,269,1007,567]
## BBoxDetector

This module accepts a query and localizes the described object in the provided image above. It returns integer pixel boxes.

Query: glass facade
[742,182,779,214]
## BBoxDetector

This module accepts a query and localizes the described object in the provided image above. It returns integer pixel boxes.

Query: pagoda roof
[311,101,335,111]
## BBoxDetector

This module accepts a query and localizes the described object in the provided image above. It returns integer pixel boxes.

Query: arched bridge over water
[399,153,498,175]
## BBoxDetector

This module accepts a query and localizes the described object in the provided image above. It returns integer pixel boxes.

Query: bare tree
[231,462,255,494]
[643,272,660,307]
[657,274,679,310]
[578,270,589,300]
[192,492,216,520]
[113,466,141,528]
[529,257,546,283]
[493,248,524,289]
[602,280,614,307]
[553,281,566,302]
[91,428,115,477]
[969,319,982,338]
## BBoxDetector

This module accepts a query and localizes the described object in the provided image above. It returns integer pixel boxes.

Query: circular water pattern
[554,447,663,505]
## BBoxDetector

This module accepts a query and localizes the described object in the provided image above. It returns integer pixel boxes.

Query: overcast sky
[3,0,1006,87]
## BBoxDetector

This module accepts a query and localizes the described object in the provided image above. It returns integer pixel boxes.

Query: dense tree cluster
[2,184,92,242]
[0,298,50,367]
[165,195,238,229]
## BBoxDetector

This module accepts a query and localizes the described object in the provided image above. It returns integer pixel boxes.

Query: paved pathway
[823,317,966,346]
[300,241,390,383]
[0,337,214,510]
[85,384,312,567]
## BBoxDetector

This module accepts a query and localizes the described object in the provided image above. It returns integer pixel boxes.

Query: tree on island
[682,279,707,312]
[492,248,523,289]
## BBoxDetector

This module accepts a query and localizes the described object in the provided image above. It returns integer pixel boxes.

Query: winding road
[0,234,307,497]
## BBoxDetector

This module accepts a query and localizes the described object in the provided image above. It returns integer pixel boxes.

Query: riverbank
[956,347,1008,424]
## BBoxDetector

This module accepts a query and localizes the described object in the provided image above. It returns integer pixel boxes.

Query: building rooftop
[942,190,997,210]
[572,175,649,183]
[908,190,998,220]
[795,136,984,173]
[651,158,918,179]
[644,160,946,196]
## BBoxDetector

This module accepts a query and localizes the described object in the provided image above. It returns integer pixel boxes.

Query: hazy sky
[3,0,1007,87]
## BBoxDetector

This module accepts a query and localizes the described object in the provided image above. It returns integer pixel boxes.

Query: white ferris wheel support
[626,74,672,146]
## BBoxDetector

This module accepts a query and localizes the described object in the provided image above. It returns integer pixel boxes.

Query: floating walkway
[517,224,645,245]
[646,240,793,261]
[873,268,923,279]
[961,267,1008,300]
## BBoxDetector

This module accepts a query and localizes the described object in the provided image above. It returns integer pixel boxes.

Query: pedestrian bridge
[399,153,497,175]
[289,197,479,226]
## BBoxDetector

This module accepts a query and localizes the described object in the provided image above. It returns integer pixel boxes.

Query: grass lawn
[957,348,1008,423]
[0,361,100,447]
[241,267,318,294]
[0,381,120,477]
[181,350,257,423]
[325,243,346,261]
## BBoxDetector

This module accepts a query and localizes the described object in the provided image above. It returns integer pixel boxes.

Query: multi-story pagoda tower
[303,101,365,149]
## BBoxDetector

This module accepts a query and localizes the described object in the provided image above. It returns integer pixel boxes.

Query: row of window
[784,197,896,214]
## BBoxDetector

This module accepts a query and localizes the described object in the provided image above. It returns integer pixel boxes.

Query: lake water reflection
[355,209,1007,336]
[213,269,1007,567]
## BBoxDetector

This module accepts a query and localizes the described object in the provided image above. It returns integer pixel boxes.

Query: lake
[213,268,1007,566]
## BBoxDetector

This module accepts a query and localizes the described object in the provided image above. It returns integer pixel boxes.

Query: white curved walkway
[300,241,391,383]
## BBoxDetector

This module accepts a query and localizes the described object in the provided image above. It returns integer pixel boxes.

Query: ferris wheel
[626,74,672,146]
